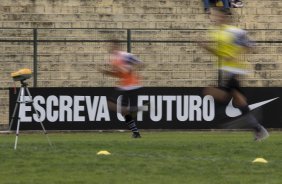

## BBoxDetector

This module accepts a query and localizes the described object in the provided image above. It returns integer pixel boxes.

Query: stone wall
[0,0,281,29]
[0,0,282,127]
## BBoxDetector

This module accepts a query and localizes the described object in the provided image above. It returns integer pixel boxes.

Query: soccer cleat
[132,132,141,138]
[254,126,269,141]
[231,0,244,8]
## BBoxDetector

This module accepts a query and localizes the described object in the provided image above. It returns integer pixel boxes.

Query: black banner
[9,87,282,130]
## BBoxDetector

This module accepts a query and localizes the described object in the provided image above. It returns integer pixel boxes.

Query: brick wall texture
[0,0,282,126]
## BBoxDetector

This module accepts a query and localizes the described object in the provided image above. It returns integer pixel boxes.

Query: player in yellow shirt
[200,8,269,141]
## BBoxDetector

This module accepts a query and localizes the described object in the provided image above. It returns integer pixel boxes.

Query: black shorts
[109,87,143,108]
[220,74,242,93]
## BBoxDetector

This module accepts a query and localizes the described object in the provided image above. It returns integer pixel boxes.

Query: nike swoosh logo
[225,97,279,117]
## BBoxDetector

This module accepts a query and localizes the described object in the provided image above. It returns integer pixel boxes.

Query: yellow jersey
[210,24,251,74]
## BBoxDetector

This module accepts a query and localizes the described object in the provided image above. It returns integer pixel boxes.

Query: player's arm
[98,67,120,77]
[198,42,222,57]
[237,32,254,53]
[199,42,235,61]
[133,61,145,70]
[124,53,145,70]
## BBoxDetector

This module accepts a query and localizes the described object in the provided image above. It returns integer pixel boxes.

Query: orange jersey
[116,71,140,87]
[111,51,142,89]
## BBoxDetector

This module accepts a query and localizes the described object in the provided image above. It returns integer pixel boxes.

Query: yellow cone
[97,150,111,155]
[252,158,268,163]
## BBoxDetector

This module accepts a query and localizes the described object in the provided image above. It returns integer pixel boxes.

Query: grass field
[0,131,281,184]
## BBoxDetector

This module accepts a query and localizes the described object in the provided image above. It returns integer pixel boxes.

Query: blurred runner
[199,8,269,141]
[99,42,146,138]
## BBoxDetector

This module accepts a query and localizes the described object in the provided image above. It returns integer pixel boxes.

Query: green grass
[0,131,282,184]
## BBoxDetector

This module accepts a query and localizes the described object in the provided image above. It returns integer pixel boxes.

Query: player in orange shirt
[100,43,145,138]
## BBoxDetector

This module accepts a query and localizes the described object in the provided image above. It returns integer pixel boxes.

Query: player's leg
[108,88,147,115]
[202,85,232,121]
[231,90,269,140]
[229,76,269,140]
[203,0,211,14]
[122,89,141,138]
[107,89,133,115]
[203,87,230,103]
